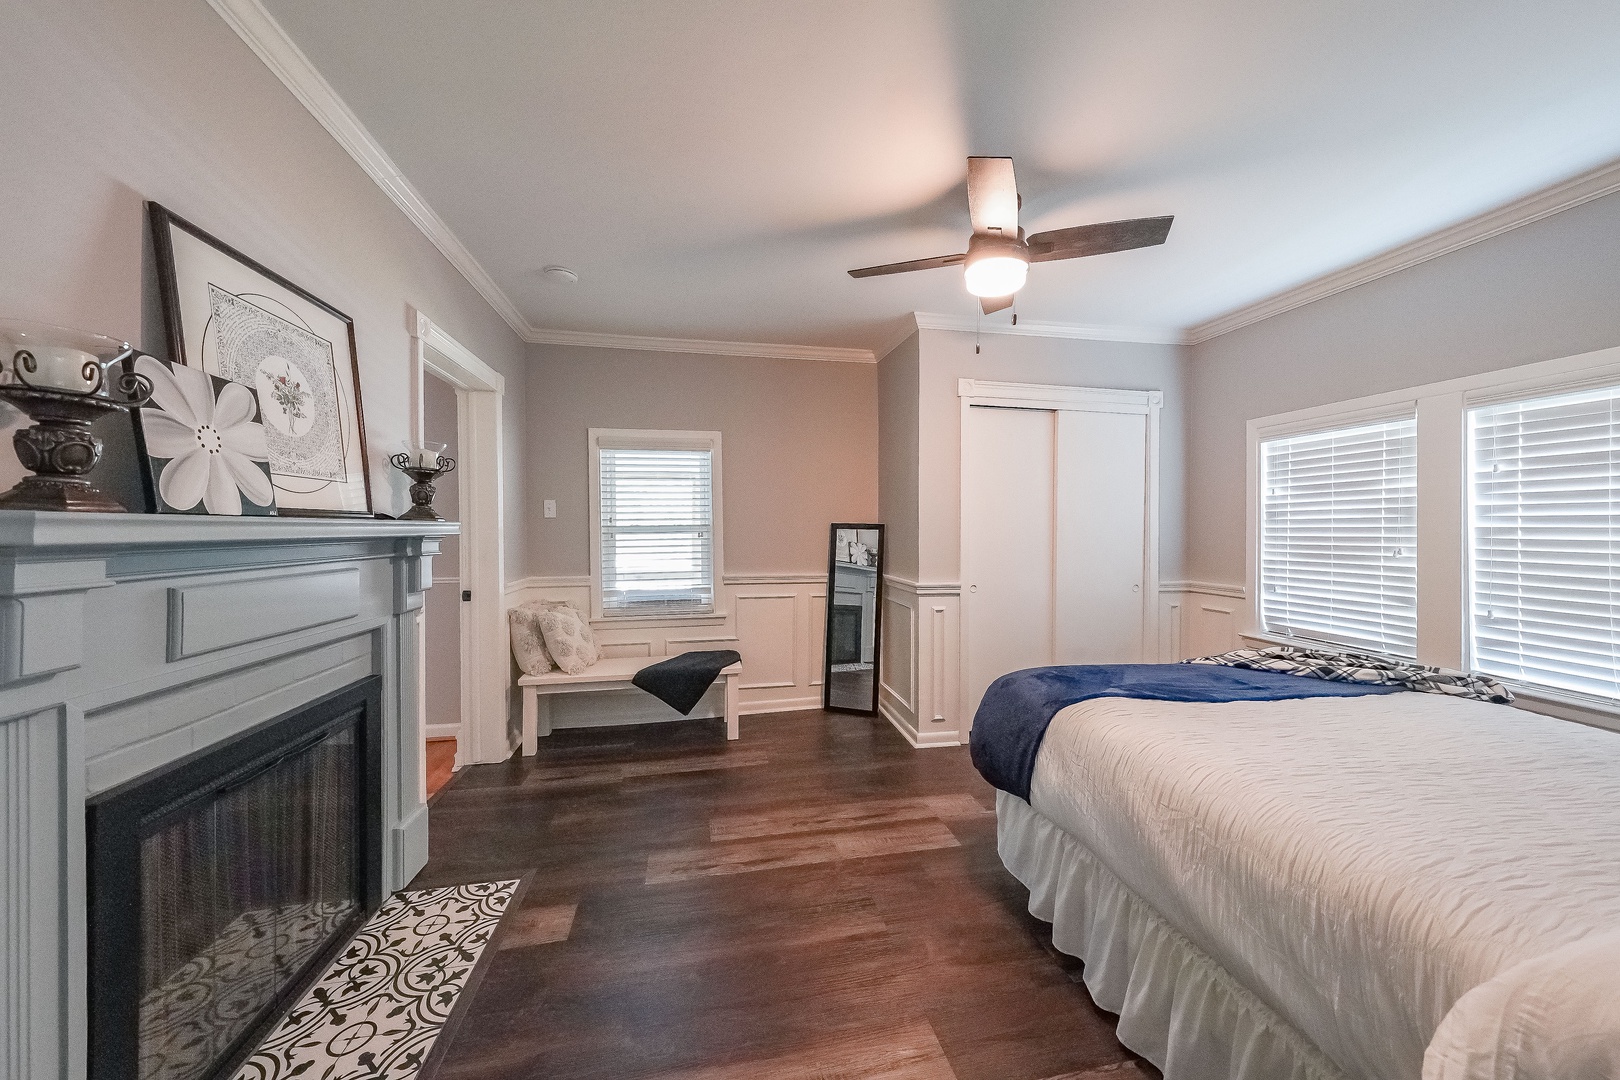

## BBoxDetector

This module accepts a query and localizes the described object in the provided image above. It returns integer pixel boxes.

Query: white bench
[518,656,743,755]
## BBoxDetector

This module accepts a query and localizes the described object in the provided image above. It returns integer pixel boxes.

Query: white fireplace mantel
[0,510,458,1080]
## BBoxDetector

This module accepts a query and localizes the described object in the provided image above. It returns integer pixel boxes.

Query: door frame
[957,379,1162,726]
[409,306,508,768]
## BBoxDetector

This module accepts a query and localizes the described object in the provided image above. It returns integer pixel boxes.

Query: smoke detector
[541,265,579,284]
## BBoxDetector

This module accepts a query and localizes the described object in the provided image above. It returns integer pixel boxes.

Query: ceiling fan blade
[847,252,966,278]
[1026,215,1173,263]
[967,156,1019,236]
[980,295,1014,315]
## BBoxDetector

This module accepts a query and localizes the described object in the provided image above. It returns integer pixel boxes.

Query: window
[590,429,722,618]
[1259,418,1418,656]
[1470,385,1620,698]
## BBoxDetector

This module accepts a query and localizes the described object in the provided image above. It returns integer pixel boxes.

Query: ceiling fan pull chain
[975,306,982,354]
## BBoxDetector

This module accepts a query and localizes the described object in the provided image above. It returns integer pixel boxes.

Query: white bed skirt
[997,790,1353,1080]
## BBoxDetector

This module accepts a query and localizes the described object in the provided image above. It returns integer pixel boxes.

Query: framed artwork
[131,355,277,516]
[148,202,373,516]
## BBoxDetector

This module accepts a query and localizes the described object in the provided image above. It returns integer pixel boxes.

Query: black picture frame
[147,202,374,517]
[822,522,886,716]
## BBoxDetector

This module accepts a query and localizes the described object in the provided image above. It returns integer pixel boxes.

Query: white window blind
[1259,418,1418,656]
[598,446,715,616]
[1470,384,1620,698]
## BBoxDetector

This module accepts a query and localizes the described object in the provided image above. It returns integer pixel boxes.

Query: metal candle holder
[0,374,155,513]
[389,451,456,521]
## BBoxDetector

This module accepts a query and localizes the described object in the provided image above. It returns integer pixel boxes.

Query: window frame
[588,427,725,623]
[1244,342,1620,730]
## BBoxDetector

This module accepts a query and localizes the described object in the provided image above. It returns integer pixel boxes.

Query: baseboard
[426,723,460,740]
[391,803,431,890]
[740,695,824,716]
[878,700,961,749]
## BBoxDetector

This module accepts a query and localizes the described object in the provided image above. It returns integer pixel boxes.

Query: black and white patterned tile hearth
[231,880,519,1080]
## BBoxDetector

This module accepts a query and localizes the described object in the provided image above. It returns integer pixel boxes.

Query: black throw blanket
[632,650,742,715]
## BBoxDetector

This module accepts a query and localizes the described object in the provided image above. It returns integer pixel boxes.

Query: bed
[974,664,1620,1080]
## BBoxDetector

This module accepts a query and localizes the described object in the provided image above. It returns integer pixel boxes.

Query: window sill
[1242,632,1620,735]
[590,611,729,629]
[1502,683,1620,734]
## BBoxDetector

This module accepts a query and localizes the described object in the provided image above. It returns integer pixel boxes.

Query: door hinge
[461,590,472,602]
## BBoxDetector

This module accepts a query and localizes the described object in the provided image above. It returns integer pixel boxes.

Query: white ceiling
[259,0,1620,351]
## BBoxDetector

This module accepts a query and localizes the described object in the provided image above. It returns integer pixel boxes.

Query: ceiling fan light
[964,253,1027,298]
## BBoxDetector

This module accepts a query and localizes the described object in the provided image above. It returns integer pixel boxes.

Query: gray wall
[0,0,529,574]
[1186,188,1620,587]
[915,329,1187,585]
[524,344,879,578]
[877,332,921,581]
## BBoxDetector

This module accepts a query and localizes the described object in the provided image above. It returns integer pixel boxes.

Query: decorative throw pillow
[537,605,599,675]
[533,599,600,664]
[507,604,554,675]
[568,603,601,666]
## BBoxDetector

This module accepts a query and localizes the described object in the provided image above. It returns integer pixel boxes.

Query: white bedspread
[1026,692,1620,1080]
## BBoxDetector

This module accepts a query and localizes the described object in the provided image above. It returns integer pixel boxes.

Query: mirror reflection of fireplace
[86,679,383,1080]
[823,523,884,714]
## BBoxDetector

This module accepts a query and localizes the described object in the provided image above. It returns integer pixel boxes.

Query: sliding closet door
[962,392,1156,723]
[1054,408,1149,664]
[963,405,1056,716]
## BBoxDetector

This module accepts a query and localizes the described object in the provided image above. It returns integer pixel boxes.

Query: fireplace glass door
[89,679,383,1080]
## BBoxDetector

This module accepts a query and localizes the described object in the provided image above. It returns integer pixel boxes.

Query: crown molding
[1187,157,1620,345]
[211,0,895,366]
[911,311,1190,346]
[208,0,534,340]
[872,318,923,362]
[524,327,875,363]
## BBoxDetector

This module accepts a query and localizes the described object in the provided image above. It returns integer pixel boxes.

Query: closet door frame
[957,379,1163,727]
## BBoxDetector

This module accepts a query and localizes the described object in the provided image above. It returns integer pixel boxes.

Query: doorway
[421,372,461,794]
[959,382,1161,721]
[409,307,508,778]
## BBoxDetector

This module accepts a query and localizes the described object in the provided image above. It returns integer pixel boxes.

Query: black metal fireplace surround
[87,677,383,1080]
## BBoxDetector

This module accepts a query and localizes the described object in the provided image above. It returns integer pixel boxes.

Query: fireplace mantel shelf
[0,509,460,551]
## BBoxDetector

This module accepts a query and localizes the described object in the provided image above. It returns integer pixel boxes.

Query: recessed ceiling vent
[541,265,579,283]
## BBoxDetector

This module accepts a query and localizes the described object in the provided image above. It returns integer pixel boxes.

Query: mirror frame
[822,522,886,715]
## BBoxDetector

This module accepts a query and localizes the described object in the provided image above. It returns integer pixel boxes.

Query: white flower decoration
[136,356,273,515]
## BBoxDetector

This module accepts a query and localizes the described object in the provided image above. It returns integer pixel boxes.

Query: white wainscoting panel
[879,578,962,747]
[735,593,796,690]
[1159,581,1246,659]
[505,574,829,729]
[879,593,916,723]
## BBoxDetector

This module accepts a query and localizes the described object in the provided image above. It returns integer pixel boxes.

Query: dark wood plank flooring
[414,710,1156,1080]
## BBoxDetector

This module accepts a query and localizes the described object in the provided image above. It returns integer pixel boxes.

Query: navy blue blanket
[632,649,742,716]
[969,664,1403,801]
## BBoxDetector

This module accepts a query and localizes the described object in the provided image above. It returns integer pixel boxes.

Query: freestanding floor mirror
[823,523,885,714]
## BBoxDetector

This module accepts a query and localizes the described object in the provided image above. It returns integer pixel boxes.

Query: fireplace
[86,677,384,1080]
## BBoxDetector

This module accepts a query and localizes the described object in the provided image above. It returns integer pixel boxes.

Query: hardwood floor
[414,710,1157,1080]
[428,737,457,797]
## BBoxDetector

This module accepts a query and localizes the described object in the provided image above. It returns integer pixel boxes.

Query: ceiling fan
[847,156,1174,314]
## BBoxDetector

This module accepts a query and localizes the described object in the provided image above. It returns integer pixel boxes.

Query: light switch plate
[544,499,556,518]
